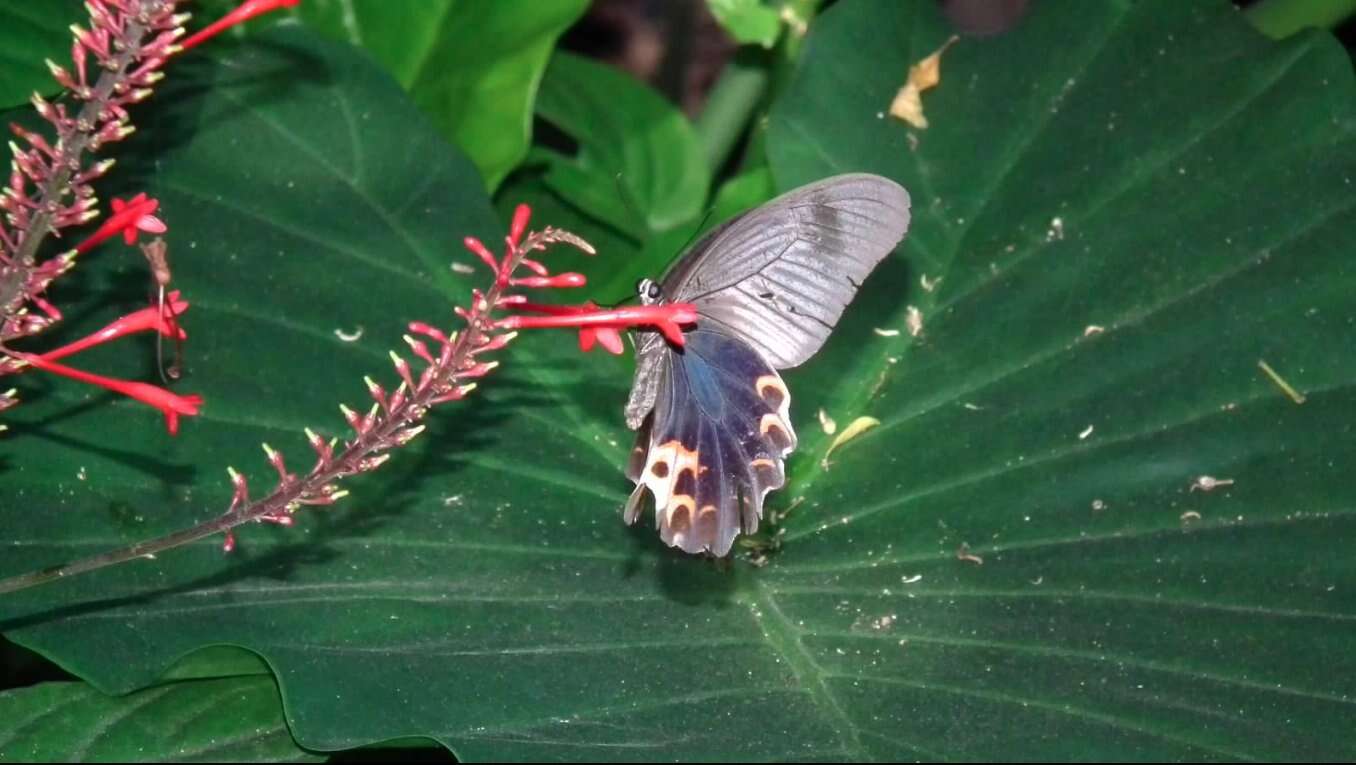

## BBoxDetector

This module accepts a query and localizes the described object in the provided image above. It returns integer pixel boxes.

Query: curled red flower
[75,194,166,254]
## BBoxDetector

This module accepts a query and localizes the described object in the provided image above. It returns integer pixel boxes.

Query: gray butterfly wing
[662,173,911,370]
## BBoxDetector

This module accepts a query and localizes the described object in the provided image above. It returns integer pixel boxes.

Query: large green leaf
[0,677,320,762]
[761,0,1356,759]
[198,0,588,190]
[0,1,81,108]
[535,52,711,239]
[1,2,1354,763]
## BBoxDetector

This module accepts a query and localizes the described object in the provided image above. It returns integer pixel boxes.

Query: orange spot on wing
[760,414,787,437]
[658,439,701,478]
[755,374,788,407]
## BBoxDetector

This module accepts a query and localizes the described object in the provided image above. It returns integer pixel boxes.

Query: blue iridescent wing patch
[624,173,911,556]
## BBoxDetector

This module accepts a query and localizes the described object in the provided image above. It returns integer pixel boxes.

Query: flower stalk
[0,205,698,595]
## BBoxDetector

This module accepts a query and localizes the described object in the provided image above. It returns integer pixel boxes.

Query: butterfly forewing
[663,173,911,369]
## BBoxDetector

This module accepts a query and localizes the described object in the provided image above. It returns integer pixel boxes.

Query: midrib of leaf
[781,4,1134,503]
[749,581,870,760]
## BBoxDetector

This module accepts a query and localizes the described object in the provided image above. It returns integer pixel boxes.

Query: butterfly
[622,173,912,556]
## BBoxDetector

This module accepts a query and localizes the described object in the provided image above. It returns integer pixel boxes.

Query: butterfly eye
[637,278,662,304]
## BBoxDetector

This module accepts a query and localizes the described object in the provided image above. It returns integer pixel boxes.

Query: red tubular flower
[37,292,188,362]
[508,273,587,289]
[180,0,302,51]
[579,325,625,354]
[75,194,166,254]
[499,303,698,348]
[10,353,202,435]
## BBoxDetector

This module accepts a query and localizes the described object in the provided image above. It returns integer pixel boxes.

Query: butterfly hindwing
[624,329,795,556]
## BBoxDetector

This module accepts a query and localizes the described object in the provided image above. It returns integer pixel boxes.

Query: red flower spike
[11,352,201,434]
[179,0,302,52]
[222,531,236,553]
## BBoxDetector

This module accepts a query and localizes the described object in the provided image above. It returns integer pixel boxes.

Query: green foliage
[0,1,80,108]
[2,0,1355,761]
[197,0,588,190]
[707,0,783,48]
[534,52,712,239]
[0,677,319,761]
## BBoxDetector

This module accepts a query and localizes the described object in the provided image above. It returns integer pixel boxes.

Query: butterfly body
[624,173,911,556]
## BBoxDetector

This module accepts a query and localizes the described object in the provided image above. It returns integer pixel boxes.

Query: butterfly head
[635,278,664,305]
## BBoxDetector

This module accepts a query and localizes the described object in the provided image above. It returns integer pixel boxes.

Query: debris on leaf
[956,543,983,566]
[451,262,476,274]
[334,325,363,342]
[870,614,898,630]
[821,416,881,468]
[1258,359,1306,404]
[873,327,901,337]
[1190,475,1234,492]
[901,574,923,584]
[1180,510,1202,522]
[1091,499,1106,511]
[1046,216,1065,241]
[818,408,838,435]
[920,273,940,292]
[1078,425,1094,440]
[889,35,960,129]
[1083,324,1105,337]
[906,305,924,337]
